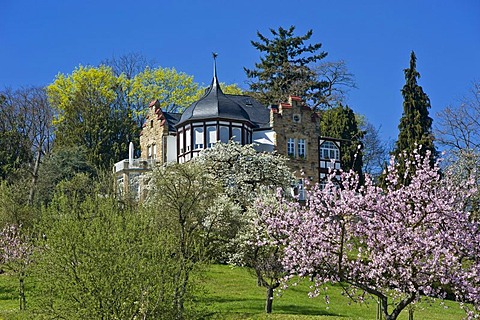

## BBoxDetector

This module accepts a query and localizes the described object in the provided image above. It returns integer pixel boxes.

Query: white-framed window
[207,126,216,148]
[152,144,156,159]
[179,130,184,154]
[287,138,295,157]
[194,127,204,150]
[147,145,152,158]
[185,128,191,152]
[232,127,242,143]
[220,126,229,143]
[320,141,340,160]
[298,139,306,158]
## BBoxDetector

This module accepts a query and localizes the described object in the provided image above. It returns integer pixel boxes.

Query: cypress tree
[391,51,436,184]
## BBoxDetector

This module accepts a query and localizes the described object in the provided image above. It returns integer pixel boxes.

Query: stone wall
[139,100,169,163]
[271,96,320,183]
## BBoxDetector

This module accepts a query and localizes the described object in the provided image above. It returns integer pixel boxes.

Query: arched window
[320,141,340,160]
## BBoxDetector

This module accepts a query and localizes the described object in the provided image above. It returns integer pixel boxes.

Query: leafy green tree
[245,26,328,106]
[33,190,183,319]
[129,66,200,115]
[35,146,95,206]
[319,105,364,175]
[0,94,29,181]
[392,51,436,184]
[0,181,32,229]
[146,162,238,319]
[47,65,139,171]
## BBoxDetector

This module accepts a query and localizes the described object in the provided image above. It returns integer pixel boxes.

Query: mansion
[114,64,341,198]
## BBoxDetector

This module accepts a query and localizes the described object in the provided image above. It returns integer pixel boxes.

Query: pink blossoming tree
[260,150,480,320]
[0,224,33,310]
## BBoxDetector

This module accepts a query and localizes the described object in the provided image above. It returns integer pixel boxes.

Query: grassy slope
[0,265,469,319]
[201,264,467,320]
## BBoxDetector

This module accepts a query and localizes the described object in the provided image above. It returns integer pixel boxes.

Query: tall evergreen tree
[319,105,364,175]
[245,26,328,106]
[392,51,436,184]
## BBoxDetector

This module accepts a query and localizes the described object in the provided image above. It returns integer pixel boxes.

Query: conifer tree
[392,51,436,184]
[245,26,328,106]
[319,105,364,175]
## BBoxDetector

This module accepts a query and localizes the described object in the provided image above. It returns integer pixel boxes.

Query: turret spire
[212,52,218,80]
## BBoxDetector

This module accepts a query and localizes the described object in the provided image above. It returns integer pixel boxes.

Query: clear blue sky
[1,0,479,142]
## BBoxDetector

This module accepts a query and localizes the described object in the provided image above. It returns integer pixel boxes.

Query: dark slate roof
[177,74,253,126]
[226,94,271,129]
[164,112,182,132]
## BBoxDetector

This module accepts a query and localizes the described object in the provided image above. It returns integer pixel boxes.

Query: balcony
[113,158,158,173]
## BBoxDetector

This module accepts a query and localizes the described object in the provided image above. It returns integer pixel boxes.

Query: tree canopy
[392,51,436,184]
[319,105,364,175]
[260,150,480,320]
[47,65,138,171]
[245,26,328,106]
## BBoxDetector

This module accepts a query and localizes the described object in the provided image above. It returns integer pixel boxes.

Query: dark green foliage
[0,180,33,229]
[35,146,95,205]
[392,51,436,185]
[33,191,188,319]
[245,26,328,106]
[147,162,233,319]
[319,105,364,175]
[0,95,32,182]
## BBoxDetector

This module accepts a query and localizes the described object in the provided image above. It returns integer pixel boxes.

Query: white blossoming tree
[195,141,294,313]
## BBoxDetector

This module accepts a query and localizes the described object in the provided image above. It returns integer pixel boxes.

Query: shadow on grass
[275,304,339,317]
[202,296,264,303]
[0,285,17,301]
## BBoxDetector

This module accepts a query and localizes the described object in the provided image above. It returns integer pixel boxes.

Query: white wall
[166,135,177,162]
[253,129,275,152]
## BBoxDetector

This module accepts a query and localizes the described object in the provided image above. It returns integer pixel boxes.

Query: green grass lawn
[200,264,468,320]
[0,265,470,319]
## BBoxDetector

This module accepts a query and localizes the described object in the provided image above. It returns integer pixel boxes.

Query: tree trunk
[408,308,414,320]
[376,297,383,320]
[19,275,26,310]
[265,287,274,314]
[28,149,42,206]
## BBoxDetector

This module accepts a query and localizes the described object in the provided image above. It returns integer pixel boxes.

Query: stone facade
[271,96,321,183]
[115,80,342,200]
[140,100,173,163]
